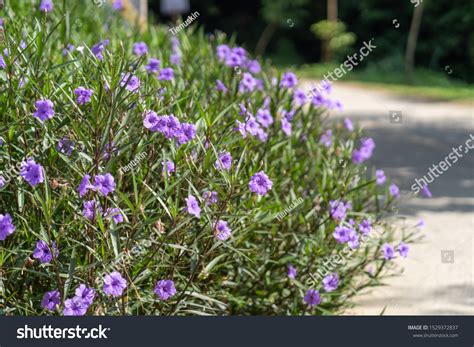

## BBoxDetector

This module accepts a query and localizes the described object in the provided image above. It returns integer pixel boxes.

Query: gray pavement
[302,81,474,315]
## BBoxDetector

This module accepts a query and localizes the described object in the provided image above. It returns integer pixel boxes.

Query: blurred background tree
[148,0,473,83]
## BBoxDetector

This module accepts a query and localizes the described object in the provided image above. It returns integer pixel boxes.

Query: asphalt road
[302,81,474,315]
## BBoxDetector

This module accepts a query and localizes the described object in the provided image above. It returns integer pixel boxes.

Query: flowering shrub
[0,1,420,315]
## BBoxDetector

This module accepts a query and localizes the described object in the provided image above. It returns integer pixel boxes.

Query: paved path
[302,81,474,315]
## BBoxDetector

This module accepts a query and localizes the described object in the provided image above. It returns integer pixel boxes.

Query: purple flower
[247,60,261,74]
[63,297,87,316]
[0,176,5,188]
[333,226,352,244]
[33,99,55,122]
[78,174,94,197]
[322,273,339,292]
[175,123,196,145]
[75,284,95,306]
[235,120,247,138]
[203,191,218,206]
[62,43,75,56]
[358,219,372,236]
[105,208,123,224]
[304,289,321,307]
[0,213,15,241]
[281,117,292,136]
[348,228,360,249]
[146,58,160,73]
[41,290,60,311]
[320,130,332,147]
[74,87,93,105]
[389,183,400,199]
[20,158,44,187]
[216,44,230,61]
[420,185,432,198]
[162,160,175,174]
[216,79,227,93]
[329,200,351,221]
[280,72,298,88]
[416,219,425,229]
[245,116,261,136]
[93,173,116,196]
[91,39,109,61]
[214,220,232,240]
[398,242,409,258]
[344,118,354,131]
[257,128,268,142]
[186,195,201,218]
[0,54,6,69]
[39,0,53,12]
[133,42,148,56]
[383,244,395,260]
[375,170,386,185]
[239,73,256,93]
[225,52,243,68]
[256,108,273,128]
[287,264,297,279]
[249,171,273,196]
[352,138,375,164]
[158,67,174,81]
[120,73,140,92]
[112,0,124,10]
[103,271,127,297]
[293,89,307,106]
[82,200,99,221]
[215,151,232,171]
[170,52,181,66]
[56,137,75,156]
[154,279,176,301]
[33,240,58,263]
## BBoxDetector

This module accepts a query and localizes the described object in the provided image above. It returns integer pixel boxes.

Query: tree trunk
[255,21,278,57]
[405,2,424,81]
[322,0,338,62]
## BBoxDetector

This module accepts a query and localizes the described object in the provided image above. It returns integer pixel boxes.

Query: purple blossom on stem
[333,226,353,244]
[63,297,87,316]
[186,195,201,218]
[420,185,432,198]
[375,170,386,185]
[383,244,395,260]
[215,151,232,171]
[105,208,124,224]
[281,117,292,136]
[287,264,297,279]
[304,289,321,307]
[154,279,176,301]
[74,87,93,105]
[389,183,400,199]
[20,158,44,187]
[146,58,160,73]
[75,284,95,306]
[33,240,58,263]
[120,73,140,92]
[344,118,354,131]
[41,290,60,311]
[322,273,339,292]
[93,173,116,196]
[398,242,409,258]
[33,99,55,122]
[249,171,273,196]
[56,137,75,156]
[158,67,174,81]
[162,160,175,174]
[216,79,227,93]
[239,73,257,93]
[39,0,53,12]
[280,72,298,88]
[320,130,332,147]
[329,200,351,221]
[91,39,109,61]
[214,220,232,240]
[133,42,148,56]
[103,271,127,297]
[256,108,273,128]
[0,213,15,241]
[358,219,372,236]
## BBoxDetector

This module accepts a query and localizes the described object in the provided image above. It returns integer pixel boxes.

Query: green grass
[295,63,474,102]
